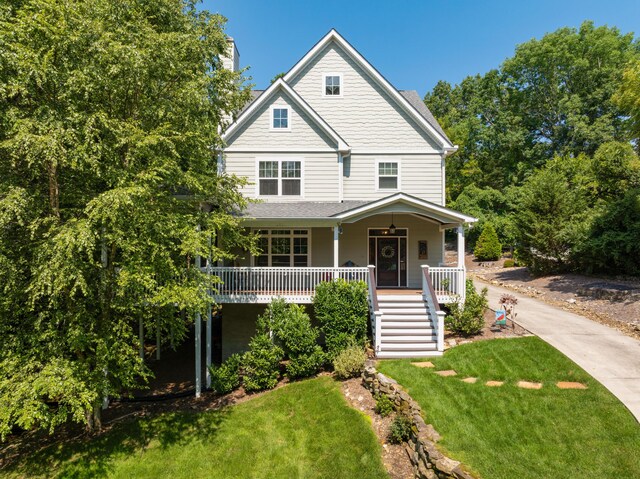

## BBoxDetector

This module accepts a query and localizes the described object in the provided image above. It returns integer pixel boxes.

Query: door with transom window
[368,229,407,287]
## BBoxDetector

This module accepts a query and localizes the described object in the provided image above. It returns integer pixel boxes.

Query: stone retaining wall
[362,363,476,479]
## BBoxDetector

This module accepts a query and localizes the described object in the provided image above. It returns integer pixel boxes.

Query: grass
[377,336,640,479]
[2,377,388,479]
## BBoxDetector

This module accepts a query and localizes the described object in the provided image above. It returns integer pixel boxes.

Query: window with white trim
[254,229,309,267]
[377,161,398,189]
[271,107,289,129]
[324,74,341,96]
[258,160,302,196]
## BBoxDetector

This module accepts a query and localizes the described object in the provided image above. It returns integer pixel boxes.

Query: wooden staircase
[376,294,440,358]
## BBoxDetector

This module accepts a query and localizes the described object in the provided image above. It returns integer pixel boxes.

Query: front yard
[378,336,640,479]
[2,377,388,479]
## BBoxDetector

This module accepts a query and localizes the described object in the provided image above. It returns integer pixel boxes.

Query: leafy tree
[473,223,502,261]
[613,60,640,151]
[0,0,254,438]
[592,141,640,198]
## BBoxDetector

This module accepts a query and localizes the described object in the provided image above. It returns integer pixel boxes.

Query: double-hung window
[271,106,290,130]
[254,229,309,267]
[377,161,399,190]
[258,159,302,196]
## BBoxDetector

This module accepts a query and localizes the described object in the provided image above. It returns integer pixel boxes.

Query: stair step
[381,327,435,335]
[378,301,425,308]
[377,350,443,359]
[380,342,438,351]
[376,294,423,301]
[379,308,429,315]
[381,335,437,342]
[381,321,433,329]
[382,311,431,321]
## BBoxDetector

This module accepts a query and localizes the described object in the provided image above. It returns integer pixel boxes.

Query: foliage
[2,378,389,479]
[332,344,367,379]
[374,394,394,418]
[503,259,515,268]
[388,414,413,444]
[473,223,502,261]
[208,354,242,395]
[242,334,284,392]
[614,60,640,149]
[259,299,325,379]
[514,156,596,274]
[575,189,640,276]
[592,141,640,199]
[446,280,488,336]
[379,337,640,479]
[313,280,369,357]
[0,0,254,436]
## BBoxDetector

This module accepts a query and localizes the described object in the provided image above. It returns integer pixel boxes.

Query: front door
[369,228,408,287]
[377,237,399,287]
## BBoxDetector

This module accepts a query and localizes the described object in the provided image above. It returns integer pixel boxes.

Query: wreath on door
[380,245,396,259]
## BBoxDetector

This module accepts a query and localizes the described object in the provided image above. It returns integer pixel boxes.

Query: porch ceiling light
[389,213,396,234]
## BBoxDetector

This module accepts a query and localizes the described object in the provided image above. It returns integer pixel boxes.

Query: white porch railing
[206,266,369,303]
[422,266,446,352]
[428,267,466,304]
[367,265,382,354]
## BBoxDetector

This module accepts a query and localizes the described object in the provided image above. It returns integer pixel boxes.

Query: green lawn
[3,377,388,479]
[378,336,640,479]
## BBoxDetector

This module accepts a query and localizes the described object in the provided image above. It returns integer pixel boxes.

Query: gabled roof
[223,79,350,152]
[282,29,455,151]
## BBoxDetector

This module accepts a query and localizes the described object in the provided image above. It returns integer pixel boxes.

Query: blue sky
[203,0,639,96]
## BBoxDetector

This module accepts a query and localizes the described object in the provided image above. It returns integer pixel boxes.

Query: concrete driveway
[475,279,640,422]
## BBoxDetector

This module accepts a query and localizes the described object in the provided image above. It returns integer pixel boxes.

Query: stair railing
[421,265,446,352]
[367,265,382,354]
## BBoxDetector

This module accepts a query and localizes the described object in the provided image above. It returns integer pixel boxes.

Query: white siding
[225,152,340,201]
[225,91,336,151]
[343,154,443,204]
[288,42,441,151]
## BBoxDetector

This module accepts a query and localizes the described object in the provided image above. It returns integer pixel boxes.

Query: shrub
[503,259,515,268]
[445,279,488,336]
[242,334,284,392]
[313,280,369,357]
[332,344,366,379]
[374,394,394,417]
[208,353,242,395]
[260,299,325,379]
[388,414,413,444]
[474,223,502,261]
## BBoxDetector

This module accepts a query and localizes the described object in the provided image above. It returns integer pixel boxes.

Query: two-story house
[208,30,476,366]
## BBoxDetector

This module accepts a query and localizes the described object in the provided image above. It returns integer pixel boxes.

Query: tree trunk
[85,402,102,432]
[47,161,60,218]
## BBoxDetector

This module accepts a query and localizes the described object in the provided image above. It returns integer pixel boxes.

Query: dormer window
[271,106,290,130]
[324,74,342,96]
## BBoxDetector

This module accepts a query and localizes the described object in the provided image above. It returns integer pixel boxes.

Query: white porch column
[195,252,202,398]
[205,235,212,389]
[333,225,340,268]
[457,225,465,269]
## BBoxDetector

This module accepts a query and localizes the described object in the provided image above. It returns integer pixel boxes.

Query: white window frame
[252,229,312,267]
[375,159,400,191]
[322,73,343,97]
[270,105,291,131]
[255,157,304,198]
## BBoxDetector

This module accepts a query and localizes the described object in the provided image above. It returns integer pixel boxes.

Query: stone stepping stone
[411,361,435,368]
[485,380,504,387]
[517,381,543,390]
[461,377,477,384]
[556,381,588,390]
[435,369,457,377]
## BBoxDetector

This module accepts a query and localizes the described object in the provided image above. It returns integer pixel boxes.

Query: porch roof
[237,193,477,228]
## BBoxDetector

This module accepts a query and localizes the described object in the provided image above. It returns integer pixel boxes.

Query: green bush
[474,223,502,261]
[374,394,394,417]
[445,279,488,336]
[332,344,367,379]
[503,259,515,268]
[208,353,242,395]
[388,414,412,444]
[242,334,284,392]
[260,299,325,379]
[313,280,369,357]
